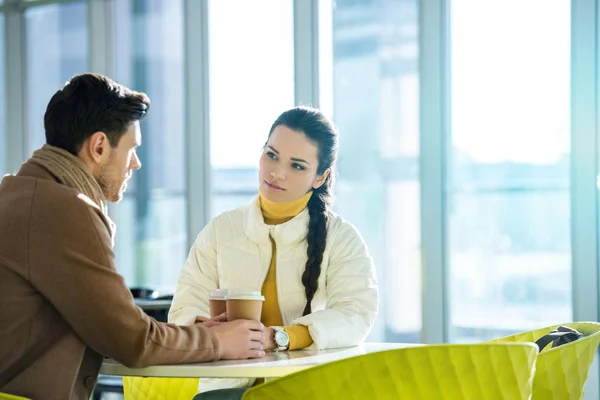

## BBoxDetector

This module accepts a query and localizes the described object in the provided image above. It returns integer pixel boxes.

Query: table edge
[99,363,314,378]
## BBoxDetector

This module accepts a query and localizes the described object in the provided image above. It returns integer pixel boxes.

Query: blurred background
[1,1,599,395]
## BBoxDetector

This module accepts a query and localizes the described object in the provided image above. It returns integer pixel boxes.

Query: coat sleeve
[29,191,220,368]
[169,219,219,325]
[290,220,379,349]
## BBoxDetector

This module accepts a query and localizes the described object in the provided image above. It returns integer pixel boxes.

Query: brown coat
[0,162,219,400]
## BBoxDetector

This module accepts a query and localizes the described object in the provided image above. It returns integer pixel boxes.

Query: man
[0,73,264,400]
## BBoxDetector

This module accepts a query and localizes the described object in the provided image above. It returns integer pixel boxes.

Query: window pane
[25,2,88,153]
[0,15,5,177]
[209,0,295,217]
[448,0,571,341]
[113,0,186,291]
[331,0,421,342]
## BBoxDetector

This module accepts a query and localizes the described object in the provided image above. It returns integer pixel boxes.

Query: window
[448,0,571,342]
[331,0,421,342]
[0,14,5,177]
[209,0,295,217]
[113,0,186,291]
[25,2,88,153]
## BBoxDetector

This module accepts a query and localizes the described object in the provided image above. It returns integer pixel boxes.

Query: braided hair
[267,107,338,316]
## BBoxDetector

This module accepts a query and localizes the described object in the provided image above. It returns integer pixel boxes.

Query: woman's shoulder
[205,196,263,234]
[192,206,248,247]
[327,212,363,241]
[209,203,251,230]
[326,212,372,260]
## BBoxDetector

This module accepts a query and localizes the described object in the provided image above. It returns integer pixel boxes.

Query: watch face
[275,330,290,347]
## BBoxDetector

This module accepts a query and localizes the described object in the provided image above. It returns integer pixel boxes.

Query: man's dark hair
[44,73,151,155]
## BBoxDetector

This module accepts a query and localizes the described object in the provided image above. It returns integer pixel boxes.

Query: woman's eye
[291,163,305,171]
[267,151,277,160]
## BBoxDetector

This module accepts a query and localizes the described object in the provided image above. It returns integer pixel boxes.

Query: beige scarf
[28,144,116,240]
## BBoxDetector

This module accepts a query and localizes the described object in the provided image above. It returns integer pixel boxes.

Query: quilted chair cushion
[123,377,199,400]
[490,321,600,400]
[243,343,538,400]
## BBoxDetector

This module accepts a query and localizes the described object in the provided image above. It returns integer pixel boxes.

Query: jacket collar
[17,161,61,181]
[244,195,309,249]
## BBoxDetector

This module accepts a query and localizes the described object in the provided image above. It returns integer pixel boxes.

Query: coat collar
[244,195,310,249]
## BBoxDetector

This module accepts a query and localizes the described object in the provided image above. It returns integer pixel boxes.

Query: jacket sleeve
[29,191,220,368]
[284,325,313,350]
[290,220,379,349]
[168,220,219,326]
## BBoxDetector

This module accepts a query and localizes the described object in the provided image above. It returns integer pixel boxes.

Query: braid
[301,186,331,316]
[265,106,338,316]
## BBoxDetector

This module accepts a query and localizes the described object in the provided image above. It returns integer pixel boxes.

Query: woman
[170,106,378,392]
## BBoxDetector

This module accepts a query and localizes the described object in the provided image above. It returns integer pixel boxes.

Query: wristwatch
[272,326,290,351]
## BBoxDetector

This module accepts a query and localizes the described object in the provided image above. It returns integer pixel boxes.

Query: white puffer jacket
[170,195,378,349]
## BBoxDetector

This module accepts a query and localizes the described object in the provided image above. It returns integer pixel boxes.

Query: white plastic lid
[209,289,229,300]
[225,290,265,301]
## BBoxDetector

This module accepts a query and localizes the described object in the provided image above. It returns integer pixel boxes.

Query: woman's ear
[312,169,331,190]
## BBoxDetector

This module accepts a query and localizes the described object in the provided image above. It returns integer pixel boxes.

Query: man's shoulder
[1,172,107,234]
[2,162,77,205]
[5,173,94,207]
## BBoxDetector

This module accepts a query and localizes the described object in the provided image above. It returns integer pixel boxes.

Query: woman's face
[259,125,329,203]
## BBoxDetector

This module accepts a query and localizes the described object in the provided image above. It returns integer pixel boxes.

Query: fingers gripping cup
[225,290,265,321]
[209,289,229,318]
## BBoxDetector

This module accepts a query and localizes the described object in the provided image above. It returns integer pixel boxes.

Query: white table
[100,342,420,379]
[134,299,172,311]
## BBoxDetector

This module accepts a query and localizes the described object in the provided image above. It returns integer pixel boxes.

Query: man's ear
[84,131,110,164]
[312,168,331,190]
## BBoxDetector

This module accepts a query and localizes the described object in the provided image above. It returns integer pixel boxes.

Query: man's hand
[264,327,276,351]
[210,320,266,359]
[196,313,227,328]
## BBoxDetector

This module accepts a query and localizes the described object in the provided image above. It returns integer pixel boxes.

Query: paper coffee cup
[225,290,265,321]
[209,289,229,318]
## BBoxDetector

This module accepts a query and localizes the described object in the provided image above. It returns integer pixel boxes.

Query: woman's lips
[265,181,285,192]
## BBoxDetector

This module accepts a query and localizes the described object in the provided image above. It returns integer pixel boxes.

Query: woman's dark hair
[267,106,338,316]
[44,73,150,156]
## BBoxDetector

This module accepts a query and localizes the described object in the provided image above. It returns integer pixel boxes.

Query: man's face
[97,121,142,202]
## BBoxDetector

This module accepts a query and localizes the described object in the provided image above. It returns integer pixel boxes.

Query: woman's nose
[270,169,286,181]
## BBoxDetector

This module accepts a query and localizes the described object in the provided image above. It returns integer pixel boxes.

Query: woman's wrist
[264,326,276,351]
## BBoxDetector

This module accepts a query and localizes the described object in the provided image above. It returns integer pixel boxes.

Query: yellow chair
[123,376,199,400]
[0,394,30,400]
[242,343,538,400]
[489,321,600,400]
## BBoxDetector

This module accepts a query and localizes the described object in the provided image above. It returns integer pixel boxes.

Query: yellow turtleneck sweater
[259,190,314,350]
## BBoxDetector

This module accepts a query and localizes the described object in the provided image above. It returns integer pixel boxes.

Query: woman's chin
[260,189,289,203]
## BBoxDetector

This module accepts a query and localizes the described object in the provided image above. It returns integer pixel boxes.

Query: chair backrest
[123,377,199,400]
[490,321,600,400]
[242,343,538,400]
